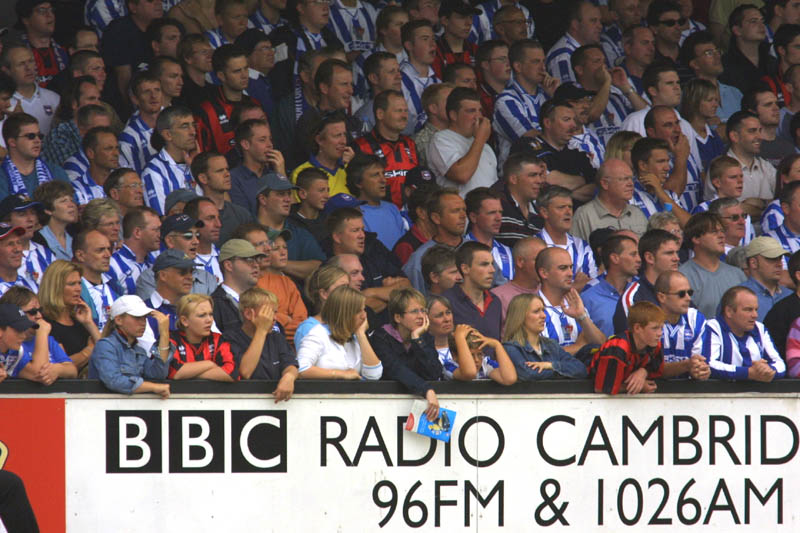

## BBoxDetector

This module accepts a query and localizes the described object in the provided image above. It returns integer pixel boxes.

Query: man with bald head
[654,270,711,379]
[582,234,641,337]
[536,246,606,354]
[573,158,649,241]
[491,236,547,320]
[645,105,702,212]
[73,229,117,330]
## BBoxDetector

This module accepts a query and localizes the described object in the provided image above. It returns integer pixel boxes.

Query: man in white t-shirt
[428,87,498,197]
[1,44,60,135]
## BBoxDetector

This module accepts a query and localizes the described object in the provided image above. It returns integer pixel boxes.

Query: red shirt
[353,130,419,208]
[590,331,664,395]
[196,86,260,154]
[432,37,477,80]
[168,330,238,379]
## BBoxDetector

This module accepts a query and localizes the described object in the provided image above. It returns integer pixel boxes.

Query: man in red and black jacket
[353,89,420,208]
[590,301,665,395]
[196,44,260,155]
[432,0,480,79]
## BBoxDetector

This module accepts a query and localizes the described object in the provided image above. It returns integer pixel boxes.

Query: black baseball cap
[439,0,481,17]
[160,214,203,239]
[235,28,271,56]
[0,195,40,220]
[553,82,596,101]
[0,304,38,332]
[404,166,436,191]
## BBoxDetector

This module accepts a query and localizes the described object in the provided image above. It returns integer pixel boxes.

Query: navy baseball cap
[160,214,203,239]
[0,304,38,331]
[553,82,596,101]
[404,166,436,191]
[164,189,200,215]
[0,194,40,220]
[0,223,26,241]
[322,193,365,214]
[256,173,299,196]
[153,249,195,273]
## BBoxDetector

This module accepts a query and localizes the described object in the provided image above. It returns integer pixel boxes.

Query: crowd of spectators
[3,0,800,407]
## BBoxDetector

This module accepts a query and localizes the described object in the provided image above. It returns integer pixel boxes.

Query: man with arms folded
[694,286,785,382]
[653,270,711,379]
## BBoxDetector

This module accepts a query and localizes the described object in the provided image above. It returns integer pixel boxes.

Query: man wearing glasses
[15,0,69,89]
[0,113,69,201]
[679,212,747,319]
[646,1,691,80]
[134,213,218,300]
[680,31,742,121]
[653,270,711,380]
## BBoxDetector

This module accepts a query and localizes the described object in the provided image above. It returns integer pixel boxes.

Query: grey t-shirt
[679,259,747,319]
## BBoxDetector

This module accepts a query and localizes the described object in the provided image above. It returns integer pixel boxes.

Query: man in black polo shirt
[443,241,502,342]
[509,99,596,204]
[492,151,545,247]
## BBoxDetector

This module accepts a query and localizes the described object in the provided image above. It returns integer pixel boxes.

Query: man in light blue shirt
[740,236,793,321]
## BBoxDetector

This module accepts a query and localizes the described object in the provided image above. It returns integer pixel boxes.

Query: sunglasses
[658,17,687,27]
[17,133,45,140]
[23,307,42,316]
[666,289,694,298]
[178,232,199,240]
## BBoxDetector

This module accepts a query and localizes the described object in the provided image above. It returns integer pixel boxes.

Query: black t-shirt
[509,136,596,185]
[101,16,150,71]
[48,319,89,356]
[222,328,298,380]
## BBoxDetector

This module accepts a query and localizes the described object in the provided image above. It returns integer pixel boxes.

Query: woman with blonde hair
[502,294,588,380]
[605,131,642,170]
[169,294,236,381]
[680,78,724,170]
[294,264,350,348]
[296,286,383,380]
[39,260,102,370]
[81,198,122,249]
[369,288,443,419]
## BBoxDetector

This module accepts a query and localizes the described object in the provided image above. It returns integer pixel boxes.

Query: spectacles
[17,133,44,140]
[177,232,199,240]
[34,7,54,15]
[404,308,426,316]
[306,0,333,5]
[721,214,743,221]
[489,56,509,64]
[235,256,259,265]
[700,48,721,57]
[665,289,694,298]
[117,182,143,190]
[23,307,42,317]
[658,17,687,27]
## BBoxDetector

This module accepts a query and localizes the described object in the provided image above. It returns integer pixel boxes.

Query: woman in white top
[297,286,383,380]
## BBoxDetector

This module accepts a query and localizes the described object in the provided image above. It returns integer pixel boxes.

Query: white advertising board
[64,394,799,532]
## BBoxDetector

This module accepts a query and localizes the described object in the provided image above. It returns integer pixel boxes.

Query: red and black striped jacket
[168,330,238,379]
[589,332,663,395]
[195,86,260,155]
[432,37,477,80]
[353,129,419,208]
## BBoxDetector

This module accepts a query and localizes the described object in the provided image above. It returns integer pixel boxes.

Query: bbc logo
[105,410,287,473]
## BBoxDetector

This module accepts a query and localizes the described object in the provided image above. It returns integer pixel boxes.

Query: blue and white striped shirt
[19,241,52,290]
[248,10,288,34]
[119,111,157,175]
[536,227,598,279]
[600,23,624,66]
[589,88,630,145]
[761,198,783,233]
[82,275,117,330]
[662,308,706,365]
[194,246,222,283]
[0,272,38,297]
[400,61,440,134]
[696,318,785,381]
[204,27,230,49]
[546,33,582,83]
[630,180,681,219]
[142,148,194,215]
[468,0,534,44]
[671,152,703,212]
[463,232,514,280]
[108,244,158,295]
[63,149,89,182]
[493,76,547,163]
[84,0,126,36]
[70,167,106,205]
[568,126,605,169]
[327,0,377,53]
[764,223,800,268]
[539,290,584,347]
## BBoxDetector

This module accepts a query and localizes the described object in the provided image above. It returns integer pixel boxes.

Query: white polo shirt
[11,85,60,135]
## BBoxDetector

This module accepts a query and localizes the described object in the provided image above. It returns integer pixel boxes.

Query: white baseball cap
[110,295,154,319]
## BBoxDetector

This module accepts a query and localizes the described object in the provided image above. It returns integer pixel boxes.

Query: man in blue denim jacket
[88,295,174,397]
